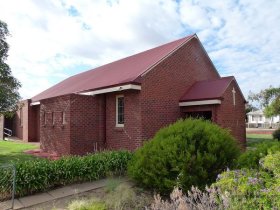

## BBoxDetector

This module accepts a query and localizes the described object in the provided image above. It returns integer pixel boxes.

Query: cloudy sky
[0,0,279,99]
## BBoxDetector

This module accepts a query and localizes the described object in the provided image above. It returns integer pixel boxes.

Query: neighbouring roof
[247,110,264,115]
[180,76,236,102]
[32,35,195,102]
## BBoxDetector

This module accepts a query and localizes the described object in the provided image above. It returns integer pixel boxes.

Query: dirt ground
[22,188,106,210]
[21,182,153,210]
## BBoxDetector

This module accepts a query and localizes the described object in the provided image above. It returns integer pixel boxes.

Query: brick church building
[2,34,246,155]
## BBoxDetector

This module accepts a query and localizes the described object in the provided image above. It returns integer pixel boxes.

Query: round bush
[128,118,241,194]
[273,128,280,141]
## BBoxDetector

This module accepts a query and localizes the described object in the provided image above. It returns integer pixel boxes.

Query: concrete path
[0,178,127,210]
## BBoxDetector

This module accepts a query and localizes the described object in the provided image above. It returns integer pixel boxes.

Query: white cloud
[0,0,279,99]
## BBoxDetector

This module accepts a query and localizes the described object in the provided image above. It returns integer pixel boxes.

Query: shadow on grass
[0,140,39,164]
[246,133,278,148]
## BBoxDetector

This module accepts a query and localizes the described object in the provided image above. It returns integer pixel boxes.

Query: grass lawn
[0,140,39,164]
[246,133,276,147]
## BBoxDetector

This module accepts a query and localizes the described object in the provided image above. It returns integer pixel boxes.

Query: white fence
[246,122,280,129]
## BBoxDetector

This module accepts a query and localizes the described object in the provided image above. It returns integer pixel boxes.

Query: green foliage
[128,118,241,194]
[248,86,280,117]
[104,183,139,210]
[272,128,280,141]
[68,199,107,210]
[213,152,280,209]
[104,178,121,193]
[0,20,21,115]
[68,183,152,210]
[261,151,280,177]
[0,150,132,199]
[236,141,280,169]
[265,96,280,117]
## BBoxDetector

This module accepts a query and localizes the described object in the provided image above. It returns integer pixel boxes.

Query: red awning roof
[32,35,194,102]
[180,76,235,102]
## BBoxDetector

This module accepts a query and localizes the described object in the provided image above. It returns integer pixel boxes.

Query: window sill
[114,127,124,132]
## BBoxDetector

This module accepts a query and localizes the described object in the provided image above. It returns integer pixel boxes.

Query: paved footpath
[1,178,127,210]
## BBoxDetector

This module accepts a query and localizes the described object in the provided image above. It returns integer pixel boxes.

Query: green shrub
[68,183,152,210]
[273,128,280,141]
[68,199,107,210]
[128,118,241,194]
[236,141,280,169]
[261,151,280,177]
[213,152,280,209]
[0,150,132,199]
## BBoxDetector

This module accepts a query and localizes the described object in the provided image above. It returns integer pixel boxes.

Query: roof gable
[180,76,236,102]
[32,35,194,102]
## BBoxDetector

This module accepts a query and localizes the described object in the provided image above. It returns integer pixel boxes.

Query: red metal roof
[32,35,194,102]
[180,76,235,102]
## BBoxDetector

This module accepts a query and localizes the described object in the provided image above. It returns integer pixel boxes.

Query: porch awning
[179,77,234,106]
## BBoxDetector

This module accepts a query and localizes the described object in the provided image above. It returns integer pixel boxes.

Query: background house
[247,110,280,128]
[1,34,246,155]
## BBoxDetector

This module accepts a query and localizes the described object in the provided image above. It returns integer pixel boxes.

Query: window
[116,95,124,127]
[259,116,263,121]
[43,111,47,125]
[52,112,55,125]
[252,115,256,122]
[62,112,66,125]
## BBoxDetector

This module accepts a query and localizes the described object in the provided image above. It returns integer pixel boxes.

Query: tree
[0,20,21,116]
[248,86,280,117]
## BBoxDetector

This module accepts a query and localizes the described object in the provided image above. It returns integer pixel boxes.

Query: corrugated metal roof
[179,76,235,102]
[32,35,194,102]
[247,110,263,115]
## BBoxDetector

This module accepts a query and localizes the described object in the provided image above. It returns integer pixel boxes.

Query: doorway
[185,111,212,121]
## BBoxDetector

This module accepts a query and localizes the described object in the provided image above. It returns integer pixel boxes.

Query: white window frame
[116,95,124,127]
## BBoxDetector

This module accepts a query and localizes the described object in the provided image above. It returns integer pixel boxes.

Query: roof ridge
[31,34,200,102]
[69,35,195,78]
[135,34,195,78]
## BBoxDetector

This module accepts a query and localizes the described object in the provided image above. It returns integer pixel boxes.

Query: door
[185,111,212,121]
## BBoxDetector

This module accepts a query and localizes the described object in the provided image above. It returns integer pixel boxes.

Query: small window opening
[116,95,124,127]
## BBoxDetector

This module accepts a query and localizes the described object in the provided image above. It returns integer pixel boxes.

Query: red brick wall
[69,94,105,155]
[140,37,220,141]
[105,90,142,151]
[40,95,71,155]
[28,105,40,142]
[40,94,108,155]
[9,99,39,142]
[216,81,246,146]
[13,100,29,141]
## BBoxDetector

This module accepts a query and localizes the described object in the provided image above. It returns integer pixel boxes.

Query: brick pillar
[0,115,4,140]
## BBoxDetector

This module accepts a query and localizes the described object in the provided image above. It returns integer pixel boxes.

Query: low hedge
[0,150,132,199]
